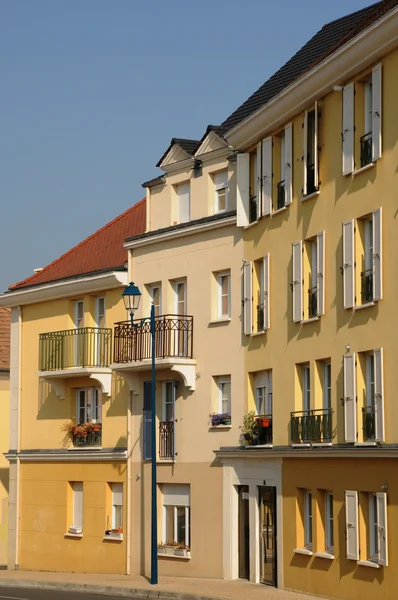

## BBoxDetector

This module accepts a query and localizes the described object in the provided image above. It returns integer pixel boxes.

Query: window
[150,284,161,317]
[217,272,231,319]
[111,483,123,530]
[162,484,190,548]
[303,104,319,196]
[243,255,270,335]
[342,64,382,175]
[95,297,107,365]
[160,381,176,460]
[323,362,331,409]
[292,232,325,322]
[369,493,388,565]
[75,300,84,328]
[214,170,228,213]
[96,297,105,328]
[217,376,231,415]
[76,388,102,424]
[304,491,312,550]
[71,481,83,531]
[302,365,310,412]
[176,182,190,224]
[325,492,334,553]
[255,370,272,416]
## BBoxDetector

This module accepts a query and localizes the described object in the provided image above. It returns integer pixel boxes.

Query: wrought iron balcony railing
[256,415,272,445]
[360,132,372,168]
[159,421,174,459]
[308,286,318,319]
[362,405,376,441]
[290,408,333,444]
[39,327,112,371]
[306,162,317,195]
[361,268,373,304]
[249,196,258,223]
[276,180,285,210]
[257,305,265,331]
[72,423,102,447]
[113,314,193,363]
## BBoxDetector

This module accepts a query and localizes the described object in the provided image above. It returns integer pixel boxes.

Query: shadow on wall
[0,469,9,495]
[37,380,71,420]
[106,375,128,417]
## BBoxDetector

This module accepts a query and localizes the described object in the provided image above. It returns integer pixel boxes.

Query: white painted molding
[39,367,113,399]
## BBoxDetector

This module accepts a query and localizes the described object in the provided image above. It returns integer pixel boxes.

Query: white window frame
[174,280,187,315]
[71,481,83,530]
[364,80,373,135]
[217,376,231,415]
[150,283,162,317]
[255,370,272,416]
[75,300,84,328]
[217,271,231,319]
[304,490,312,550]
[369,492,388,565]
[214,170,229,213]
[325,492,334,553]
[95,297,106,328]
[176,182,190,224]
[161,484,190,548]
[369,492,379,562]
[111,483,123,529]
[323,361,332,409]
[76,388,102,424]
[303,365,310,412]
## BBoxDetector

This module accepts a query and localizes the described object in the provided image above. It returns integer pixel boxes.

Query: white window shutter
[256,142,262,218]
[345,490,359,560]
[316,231,325,315]
[342,220,355,309]
[343,353,357,443]
[342,83,355,175]
[314,101,319,189]
[376,492,388,566]
[263,254,270,330]
[262,137,272,216]
[284,123,293,205]
[372,207,382,301]
[237,153,250,227]
[303,112,308,196]
[292,241,303,323]
[372,63,382,162]
[374,348,384,442]
[243,261,252,335]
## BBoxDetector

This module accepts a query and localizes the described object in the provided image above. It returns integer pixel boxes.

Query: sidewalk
[0,569,330,600]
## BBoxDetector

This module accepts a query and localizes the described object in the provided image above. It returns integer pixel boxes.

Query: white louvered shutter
[263,254,270,330]
[262,137,272,216]
[344,353,357,443]
[303,112,308,196]
[317,231,325,316]
[372,207,382,301]
[374,348,384,442]
[342,83,355,175]
[372,63,382,162]
[314,101,319,189]
[243,261,252,335]
[284,123,293,205]
[345,491,359,560]
[292,241,303,323]
[376,492,388,566]
[342,220,355,309]
[237,153,250,227]
[256,141,262,218]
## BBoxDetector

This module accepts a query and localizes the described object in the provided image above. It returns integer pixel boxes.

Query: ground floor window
[161,484,190,548]
[304,490,312,550]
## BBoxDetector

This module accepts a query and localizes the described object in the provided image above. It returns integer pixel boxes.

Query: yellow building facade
[0,307,10,567]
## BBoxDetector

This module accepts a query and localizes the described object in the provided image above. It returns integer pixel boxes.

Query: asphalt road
[0,589,125,600]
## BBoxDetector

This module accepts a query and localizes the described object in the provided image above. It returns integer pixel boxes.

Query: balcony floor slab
[38,367,112,398]
[111,358,197,391]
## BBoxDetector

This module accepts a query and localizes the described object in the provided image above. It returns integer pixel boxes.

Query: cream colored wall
[19,462,126,573]
[244,48,398,446]
[148,153,236,232]
[0,376,9,566]
[20,287,129,450]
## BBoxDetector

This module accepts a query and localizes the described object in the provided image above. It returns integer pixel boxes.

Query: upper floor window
[75,300,84,329]
[217,376,231,415]
[217,271,231,319]
[176,182,190,224]
[303,103,319,197]
[254,370,272,416]
[342,63,382,175]
[243,255,270,335]
[302,364,310,412]
[213,170,228,213]
[76,388,102,424]
[150,283,162,317]
[292,232,325,323]
[96,297,105,328]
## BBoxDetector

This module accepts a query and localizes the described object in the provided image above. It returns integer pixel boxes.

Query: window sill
[103,534,123,541]
[300,317,319,324]
[352,162,375,177]
[314,552,334,560]
[357,559,380,569]
[208,318,231,325]
[64,533,83,539]
[291,443,311,448]
[353,302,375,311]
[255,444,273,448]
[312,442,333,447]
[294,548,313,556]
[209,425,232,431]
[67,446,102,451]
[271,206,288,217]
[244,220,259,230]
[251,330,266,337]
[158,551,191,560]
[301,190,320,202]
[354,442,378,446]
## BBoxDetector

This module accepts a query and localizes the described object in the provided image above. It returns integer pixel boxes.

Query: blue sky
[1,0,370,292]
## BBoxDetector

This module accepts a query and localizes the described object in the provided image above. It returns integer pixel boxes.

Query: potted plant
[256,416,270,428]
[209,413,231,427]
[240,411,258,445]
[157,542,166,554]
[165,540,178,555]
[175,542,190,557]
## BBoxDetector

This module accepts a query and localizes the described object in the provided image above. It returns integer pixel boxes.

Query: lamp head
[122,282,142,317]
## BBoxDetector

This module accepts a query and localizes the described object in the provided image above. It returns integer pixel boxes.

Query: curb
[0,578,228,600]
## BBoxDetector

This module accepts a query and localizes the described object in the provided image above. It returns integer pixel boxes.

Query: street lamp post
[122,282,158,585]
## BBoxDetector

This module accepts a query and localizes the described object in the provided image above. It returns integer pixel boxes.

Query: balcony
[159,421,174,459]
[291,408,333,444]
[73,423,102,448]
[362,406,376,441]
[249,196,258,223]
[308,286,317,319]
[38,328,113,398]
[256,415,272,445]
[276,180,285,210]
[360,132,372,168]
[112,315,196,390]
[361,268,373,304]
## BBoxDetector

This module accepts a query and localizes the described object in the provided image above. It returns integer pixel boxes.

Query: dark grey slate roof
[222,0,397,132]
[125,210,236,244]
[156,137,201,167]
[141,174,166,189]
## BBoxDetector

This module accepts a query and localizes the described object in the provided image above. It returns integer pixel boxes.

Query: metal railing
[360,132,372,168]
[159,421,174,459]
[362,405,376,441]
[113,315,193,363]
[39,327,112,371]
[290,408,333,444]
[257,305,265,331]
[256,415,272,445]
[308,286,317,319]
[306,162,316,195]
[249,196,258,223]
[276,180,285,210]
[73,424,102,447]
[361,268,373,304]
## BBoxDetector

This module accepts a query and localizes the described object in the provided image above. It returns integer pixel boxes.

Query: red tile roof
[0,307,10,370]
[10,198,146,290]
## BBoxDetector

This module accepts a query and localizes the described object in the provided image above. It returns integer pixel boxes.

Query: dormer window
[176,182,190,224]
[213,170,228,214]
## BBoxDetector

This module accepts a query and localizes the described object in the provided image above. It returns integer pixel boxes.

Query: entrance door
[259,486,277,586]
[238,485,250,580]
